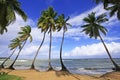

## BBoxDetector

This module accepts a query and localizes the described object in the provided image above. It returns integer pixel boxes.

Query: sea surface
[0,58,120,75]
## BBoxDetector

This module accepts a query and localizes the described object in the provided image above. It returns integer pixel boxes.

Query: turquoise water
[0,58,120,74]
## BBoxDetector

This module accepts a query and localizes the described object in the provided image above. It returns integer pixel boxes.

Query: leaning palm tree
[0,0,27,34]
[8,25,32,70]
[0,38,21,68]
[30,12,48,69]
[81,12,120,71]
[56,14,71,71]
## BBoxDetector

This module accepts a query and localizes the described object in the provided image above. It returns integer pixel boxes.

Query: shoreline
[0,69,120,80]
[0,58,118,75]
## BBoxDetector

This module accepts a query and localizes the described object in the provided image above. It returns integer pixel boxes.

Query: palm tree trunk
[48,28,53,71]
[30,32,46,69]
[60,30,68,71]
[0,48,17,68]
[99,35,120,71]
[8,40,27,70]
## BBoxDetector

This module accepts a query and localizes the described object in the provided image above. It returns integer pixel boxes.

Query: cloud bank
[0,4,120,59]
[64,42,120,58]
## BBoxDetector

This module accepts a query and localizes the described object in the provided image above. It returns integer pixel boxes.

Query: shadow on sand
[55,71,81,80]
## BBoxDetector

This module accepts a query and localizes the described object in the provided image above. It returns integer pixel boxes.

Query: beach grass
[0,72,23,80]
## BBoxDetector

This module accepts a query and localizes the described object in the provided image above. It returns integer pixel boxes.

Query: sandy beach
[0,69,120,80]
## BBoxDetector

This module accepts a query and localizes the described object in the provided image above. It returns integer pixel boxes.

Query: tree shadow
[0,68,13,74]
[55,71,81,80]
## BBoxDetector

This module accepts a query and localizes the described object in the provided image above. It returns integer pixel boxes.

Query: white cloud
[52,27,84,41]
[19,44,49,56]
[64,42,120,58]
[103,13,120,27]
[104,37,120,41]
[31,28,48,42]
[68,4,106,26]
[68,4,119,27]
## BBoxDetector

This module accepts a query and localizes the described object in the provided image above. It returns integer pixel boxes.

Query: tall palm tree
[40,7,57,71]
[30,12,48,69]
[8,25,32,70]
[0,0,27,34]
[94,0,120,20]
[81,12,120,71]
[56,14,72,71]
[0,38,21,68]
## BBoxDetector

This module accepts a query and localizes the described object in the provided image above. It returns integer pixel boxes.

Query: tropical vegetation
[30,10,48,69]
[8,25,32,70]
[44,7,58,71]
[81,12,120,71]
[0,38,21,68]
[0,72,23,80]
[0,1,120,73]
[94,0,120,20]
[56,14,71,71]
[0,0,27,34]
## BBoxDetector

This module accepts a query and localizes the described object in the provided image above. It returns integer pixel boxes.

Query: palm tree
[56,14,71,71]
[40,7,57,71]
[0,38,21,68]
[81,12,120,71]
[30,12,48,69]
[8,25,32,70]
[0,0,27,34]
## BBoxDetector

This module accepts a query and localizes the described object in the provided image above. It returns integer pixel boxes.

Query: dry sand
[0,69,120,80]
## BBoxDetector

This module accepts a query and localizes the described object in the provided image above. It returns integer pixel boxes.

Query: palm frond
[107,5,117,17]
[83,17,91,23]
[8,38,21,50]
[18,25,32,42]
[13,3,27,21]
[82,12,108,39]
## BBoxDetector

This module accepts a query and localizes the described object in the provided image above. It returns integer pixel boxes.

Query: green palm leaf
[8,38,22,50]
[18,25,32,43]
[81,12,108,39]
[0,0,27,34]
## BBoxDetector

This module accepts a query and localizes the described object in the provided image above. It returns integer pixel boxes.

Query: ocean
[0,58,120,75]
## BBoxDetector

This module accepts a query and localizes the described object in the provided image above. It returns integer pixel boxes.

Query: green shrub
[0,72,23,80]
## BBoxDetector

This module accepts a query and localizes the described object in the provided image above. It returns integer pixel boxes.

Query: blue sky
[0,0,120,59]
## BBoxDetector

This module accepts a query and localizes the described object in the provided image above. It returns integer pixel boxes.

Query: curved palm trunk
[0,48,17,68]
[30,32,46,69]
[99,35,120,71]
[60,30,68,71]
[8,40,27,70]
[48,29,53,71]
